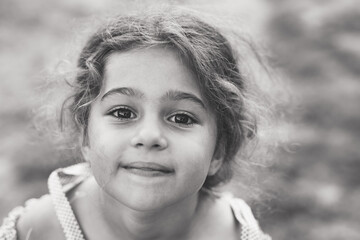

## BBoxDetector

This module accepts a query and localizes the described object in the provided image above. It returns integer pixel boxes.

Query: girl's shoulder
[0,163,91,240]
[214,192,272,240]
[0,195,63,240]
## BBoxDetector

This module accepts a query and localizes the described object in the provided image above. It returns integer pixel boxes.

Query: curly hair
[59,7,276,190]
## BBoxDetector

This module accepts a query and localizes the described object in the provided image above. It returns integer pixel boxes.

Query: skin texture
[79,47,227,239]
[82,47,223,211]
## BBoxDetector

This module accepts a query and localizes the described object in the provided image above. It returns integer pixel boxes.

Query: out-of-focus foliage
[262,1,360,239]
[0,0,359,239]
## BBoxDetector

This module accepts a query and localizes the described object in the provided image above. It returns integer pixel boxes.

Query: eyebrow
[101,87,206,109]
[101,87,144,101]
[161,90,206,109]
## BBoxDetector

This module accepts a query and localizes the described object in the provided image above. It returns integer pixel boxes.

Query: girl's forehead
[102,47,202,98]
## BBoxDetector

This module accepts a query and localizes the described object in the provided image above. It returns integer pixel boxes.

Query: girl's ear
[208,145,224,176]
[80,128,91,162]
[80,129,90,162]
[81,145,91,162]
[208,157,223,176]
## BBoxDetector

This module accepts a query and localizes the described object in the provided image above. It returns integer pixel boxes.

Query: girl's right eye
[108,107,137,120]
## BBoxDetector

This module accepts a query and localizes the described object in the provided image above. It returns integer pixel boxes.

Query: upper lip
[121,162,174,173]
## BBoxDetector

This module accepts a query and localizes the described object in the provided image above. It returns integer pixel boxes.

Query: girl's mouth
[121,162,174,176]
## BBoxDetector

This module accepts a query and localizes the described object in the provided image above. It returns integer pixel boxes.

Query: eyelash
[107,106,137,120]
[167,112,198,126]
[107,107,198,126]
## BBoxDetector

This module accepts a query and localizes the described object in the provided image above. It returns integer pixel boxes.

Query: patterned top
[0,163,271,240]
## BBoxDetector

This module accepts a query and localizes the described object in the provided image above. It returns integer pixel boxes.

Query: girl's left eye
[167,113,198,126]
[108,107,137,120]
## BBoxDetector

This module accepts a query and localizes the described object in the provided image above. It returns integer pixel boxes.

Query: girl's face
[82,47,222,211]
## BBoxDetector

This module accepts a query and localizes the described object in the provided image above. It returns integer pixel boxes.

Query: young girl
[1,7,273,240]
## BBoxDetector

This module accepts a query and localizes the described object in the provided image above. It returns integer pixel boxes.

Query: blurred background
[1,0,360,239]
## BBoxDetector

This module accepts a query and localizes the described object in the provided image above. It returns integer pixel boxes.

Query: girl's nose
[130,119,168,150]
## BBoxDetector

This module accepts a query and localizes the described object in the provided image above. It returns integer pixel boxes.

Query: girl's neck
[83,178,205,240]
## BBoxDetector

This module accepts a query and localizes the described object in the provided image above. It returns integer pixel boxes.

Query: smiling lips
[121,162,174,177]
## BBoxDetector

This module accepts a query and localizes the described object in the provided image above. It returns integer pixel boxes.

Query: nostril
[131,133,168,150]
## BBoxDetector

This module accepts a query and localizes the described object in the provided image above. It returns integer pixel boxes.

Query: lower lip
[122,167,174,177]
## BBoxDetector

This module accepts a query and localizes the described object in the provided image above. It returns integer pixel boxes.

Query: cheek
[176,140,215,180]
[86,128,126,187]
[84,147,112,188]
[88,122,128,160]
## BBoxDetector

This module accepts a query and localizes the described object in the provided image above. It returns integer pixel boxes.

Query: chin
[105,188,173,212]
[123,196,173,212]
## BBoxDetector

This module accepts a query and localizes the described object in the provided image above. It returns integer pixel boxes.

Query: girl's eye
[108,107,136,120]
[168,113,197,126]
